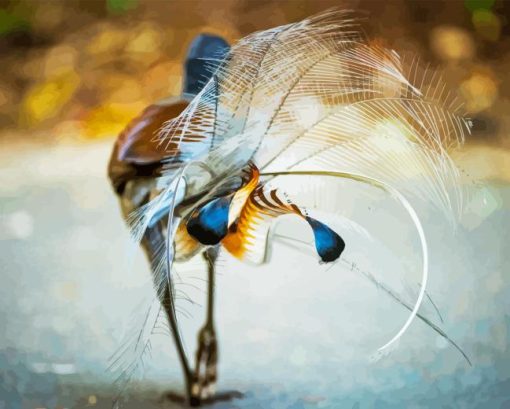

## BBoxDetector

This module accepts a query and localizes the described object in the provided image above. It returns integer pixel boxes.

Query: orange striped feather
[222,185,304,264]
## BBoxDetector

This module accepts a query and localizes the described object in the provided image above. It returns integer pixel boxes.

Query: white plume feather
[130,9,469,363]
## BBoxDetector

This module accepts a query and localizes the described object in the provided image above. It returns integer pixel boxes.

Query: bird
[108,10,470,407]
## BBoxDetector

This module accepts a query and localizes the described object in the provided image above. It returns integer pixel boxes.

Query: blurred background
[0,0,509,151]
[0,1,509,408]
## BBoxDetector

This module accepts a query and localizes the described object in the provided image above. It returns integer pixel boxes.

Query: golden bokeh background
[1,0,509,152]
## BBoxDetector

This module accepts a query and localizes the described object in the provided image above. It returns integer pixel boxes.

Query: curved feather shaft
[260,170,428,354]
[272,232,471,365]
[124,9,470,373]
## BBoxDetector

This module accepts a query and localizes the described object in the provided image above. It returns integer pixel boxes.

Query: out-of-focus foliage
[106,0,138,15]
[0,0,509,148]
[0,7,28,35]
[22,72,81,126]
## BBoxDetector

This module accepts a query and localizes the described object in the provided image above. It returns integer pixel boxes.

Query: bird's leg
[119,180,214,406]
[141,222,197,406]
[192,247,219,402]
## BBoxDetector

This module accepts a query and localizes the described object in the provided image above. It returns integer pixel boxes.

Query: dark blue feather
[305,217,345,263]
[187,196,232,245]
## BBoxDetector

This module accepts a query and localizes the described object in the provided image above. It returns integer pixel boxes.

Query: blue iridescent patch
[305,217,345,263]
[187,196,232,245]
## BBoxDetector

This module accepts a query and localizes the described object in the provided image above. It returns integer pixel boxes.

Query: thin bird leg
[193,247,219,402]
[141,222,196,405]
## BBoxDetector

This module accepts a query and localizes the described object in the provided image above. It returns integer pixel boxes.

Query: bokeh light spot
[430,26,475,62]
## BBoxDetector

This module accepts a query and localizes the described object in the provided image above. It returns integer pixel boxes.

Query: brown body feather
[107,99,189,194]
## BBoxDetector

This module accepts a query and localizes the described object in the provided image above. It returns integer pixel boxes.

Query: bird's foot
[191,325,218,404]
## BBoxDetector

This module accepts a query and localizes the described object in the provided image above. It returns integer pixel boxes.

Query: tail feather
[127,9,469,367]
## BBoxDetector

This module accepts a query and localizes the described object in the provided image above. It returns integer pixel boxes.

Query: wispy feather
[123,9,471,397]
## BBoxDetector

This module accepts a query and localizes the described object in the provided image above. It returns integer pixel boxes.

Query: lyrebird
[109,11,470,407]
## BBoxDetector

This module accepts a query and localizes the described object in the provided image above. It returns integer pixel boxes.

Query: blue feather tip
[305,217,345,263]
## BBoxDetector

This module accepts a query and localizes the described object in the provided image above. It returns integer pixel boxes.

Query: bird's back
[107,98,189,195]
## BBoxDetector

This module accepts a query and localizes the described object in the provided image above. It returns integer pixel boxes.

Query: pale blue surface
[0,141,509,408]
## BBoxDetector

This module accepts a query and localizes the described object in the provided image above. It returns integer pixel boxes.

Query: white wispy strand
[126,9,469,365]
